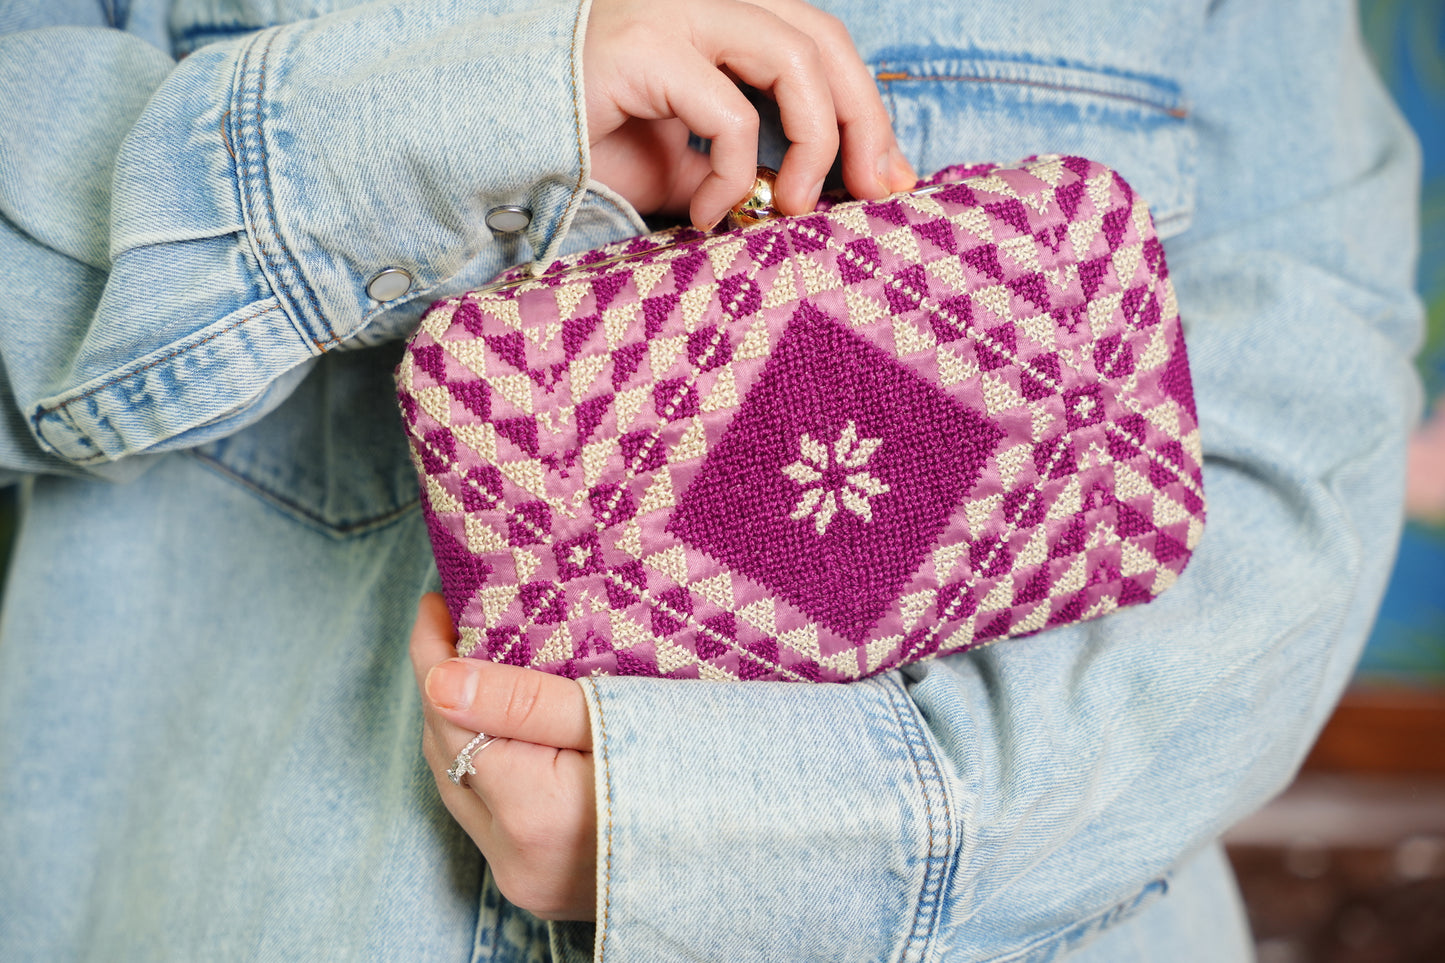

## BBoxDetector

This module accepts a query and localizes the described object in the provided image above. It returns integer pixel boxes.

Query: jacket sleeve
[0,0,598,479]
[575,1,1424,959]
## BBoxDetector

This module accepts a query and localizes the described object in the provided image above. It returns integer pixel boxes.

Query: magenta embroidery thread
[397,155,1205,682]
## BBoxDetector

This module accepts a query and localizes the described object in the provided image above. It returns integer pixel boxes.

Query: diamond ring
[446,731,497,787]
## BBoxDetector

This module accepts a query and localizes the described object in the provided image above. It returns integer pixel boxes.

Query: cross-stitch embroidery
[398,155,1205,682]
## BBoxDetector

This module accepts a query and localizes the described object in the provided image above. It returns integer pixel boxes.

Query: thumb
[424,657,593,752]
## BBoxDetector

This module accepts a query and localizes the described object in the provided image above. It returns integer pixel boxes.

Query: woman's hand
[410,593,597,921]
[584,0,916,228]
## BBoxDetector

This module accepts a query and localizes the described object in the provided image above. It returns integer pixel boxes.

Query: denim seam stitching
[236,30,341,350]
[220,109,235,160]
[254,31,339,347]
[585,677,616,963]
[34,305,274,418]
[30,302,290,463]
[523,0,593,274]
[983,878,1170,963]
[874,69,1189,119]
[568,1,589,211]
[877,676,955,963]
[189,449,421,536]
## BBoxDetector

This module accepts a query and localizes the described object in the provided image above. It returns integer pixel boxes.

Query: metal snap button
[485,206,532,234]
[366,267,412,301]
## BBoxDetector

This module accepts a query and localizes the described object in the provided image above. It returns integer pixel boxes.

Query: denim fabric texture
[0,0,1423,961]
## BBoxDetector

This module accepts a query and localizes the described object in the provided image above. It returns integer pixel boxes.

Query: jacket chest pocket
[878,54,1196,240]
[192,344,420,537]
[821,0,1201,239]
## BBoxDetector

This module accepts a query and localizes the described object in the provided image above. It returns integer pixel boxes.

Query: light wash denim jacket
[0,0,1423,960]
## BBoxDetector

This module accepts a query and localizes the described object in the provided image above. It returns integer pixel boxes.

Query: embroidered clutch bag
[397,156,1204,682]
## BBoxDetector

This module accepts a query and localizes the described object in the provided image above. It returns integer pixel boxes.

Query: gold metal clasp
[727,167,781,230]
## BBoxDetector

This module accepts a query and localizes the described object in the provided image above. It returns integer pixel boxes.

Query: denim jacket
[0,0,1422,960]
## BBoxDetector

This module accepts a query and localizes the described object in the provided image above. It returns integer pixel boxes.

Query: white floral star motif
[781,421,891,535]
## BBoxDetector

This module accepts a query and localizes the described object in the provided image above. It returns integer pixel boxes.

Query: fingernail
[426,659,478,710]
[876,152,892,194]
[891,148,919,190]
[807,177,825,211]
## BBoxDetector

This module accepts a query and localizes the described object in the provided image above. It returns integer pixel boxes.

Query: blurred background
[1220,1,1445,960]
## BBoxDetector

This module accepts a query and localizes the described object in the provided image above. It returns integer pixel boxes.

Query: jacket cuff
[27,0,593,465]
[226,0,593,351]
[579,673,955,962]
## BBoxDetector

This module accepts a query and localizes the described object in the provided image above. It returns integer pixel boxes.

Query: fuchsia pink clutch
[397,156,1204,682]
